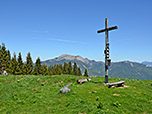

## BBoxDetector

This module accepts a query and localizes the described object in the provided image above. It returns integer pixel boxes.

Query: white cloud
[48,38,87,44]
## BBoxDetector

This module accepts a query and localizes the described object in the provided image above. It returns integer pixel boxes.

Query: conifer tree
[49,71,53,76]
[9,53,18,75]
[0,45,2,73]
[48,65,53,75]
[52,65,57,75]
[16,52,23,75]
[58,64,63,74]
[15,63,20,75]
[73,62,78,76]
[24,52,33,75]
[78,68,82,76]
[33,57,41,75]
[63,62,68,74]
[41,64,48,75]
[1,43,8,72]
[56,64,62,75]
[56,64,59,75]
[6,50,11,72]
[68,62,73,75]
[7,50,11,62]
[84,68,88,77]
[23,64,27,75]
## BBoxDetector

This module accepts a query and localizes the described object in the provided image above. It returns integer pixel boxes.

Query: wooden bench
[108,81,125,88]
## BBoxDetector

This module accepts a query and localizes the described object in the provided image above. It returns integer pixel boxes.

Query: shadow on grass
[91,81,104,84]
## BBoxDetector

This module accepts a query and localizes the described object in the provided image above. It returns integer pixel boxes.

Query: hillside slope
[42,54,152,80]
[109,61,152,80]
[142,61,152,67]
[0,75,152,114]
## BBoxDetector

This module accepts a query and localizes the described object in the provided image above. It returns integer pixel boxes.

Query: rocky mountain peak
[56,54,89,63]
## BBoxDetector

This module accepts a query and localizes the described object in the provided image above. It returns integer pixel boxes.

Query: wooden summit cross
[97,18,118,83]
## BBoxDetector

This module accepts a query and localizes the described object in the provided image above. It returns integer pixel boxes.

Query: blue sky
[0,0,152,63]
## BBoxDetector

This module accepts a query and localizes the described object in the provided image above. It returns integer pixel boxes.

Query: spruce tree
[23,64,27,75]
[0,45,2,74]
[9,53,18,75]
[24,52,33,75]
[6,50,11,72]
[0,44,11,74]
[56,64,62,75]
[1,43,8,72]
[52,65,57,75]
[78,68,82,76]
[84,68,88,77]
[73,62,78,76]
[7,50,11,62]
[15,63,20,75]
[33,57,41,75]
[68,62,73,75]
[41,64,48,75]
[63,62,68,74]
[58,64,63,75]
[48,65,53,75]
[16,52,23,75]
[56,64,59,75]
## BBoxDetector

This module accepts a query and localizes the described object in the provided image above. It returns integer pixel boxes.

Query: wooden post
[97,18,118,83]
[105,18,108,83]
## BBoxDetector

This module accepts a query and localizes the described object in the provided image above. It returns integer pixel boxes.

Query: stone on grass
[60,83,72,93]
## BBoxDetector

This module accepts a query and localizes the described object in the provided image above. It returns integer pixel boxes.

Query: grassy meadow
[0,75,152,114]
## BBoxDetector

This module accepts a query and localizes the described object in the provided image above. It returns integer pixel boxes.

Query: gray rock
[60,87,70,93]
[60,83,72,93]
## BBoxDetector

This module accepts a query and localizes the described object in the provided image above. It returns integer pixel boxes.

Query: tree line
[0,43,88,76]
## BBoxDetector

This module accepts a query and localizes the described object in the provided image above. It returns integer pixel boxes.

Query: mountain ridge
[42,54,152,80]
[142,61,152,67]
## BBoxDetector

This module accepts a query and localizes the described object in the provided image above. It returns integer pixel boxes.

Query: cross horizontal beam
[97,26,118,33]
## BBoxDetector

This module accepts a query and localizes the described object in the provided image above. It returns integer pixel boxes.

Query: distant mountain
[142,61,152,67]
[42,54,152,80]
[109,61,152,80]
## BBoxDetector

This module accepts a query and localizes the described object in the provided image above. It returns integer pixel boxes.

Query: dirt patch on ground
[124,85,129,87]
[113,94,120,96]
[37,78,41,82]
[113,93,126,96]
[119,85,129,88]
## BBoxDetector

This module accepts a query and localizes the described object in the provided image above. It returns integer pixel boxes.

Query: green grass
[0,75,152,114]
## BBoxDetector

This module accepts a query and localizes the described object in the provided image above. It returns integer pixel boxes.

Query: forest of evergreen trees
[0,43,88,77]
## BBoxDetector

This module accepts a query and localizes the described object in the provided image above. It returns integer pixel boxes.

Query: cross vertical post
[97,18,118,83]
[105,18,109,83]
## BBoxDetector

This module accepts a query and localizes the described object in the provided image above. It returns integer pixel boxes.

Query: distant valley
[42,54,152,80]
